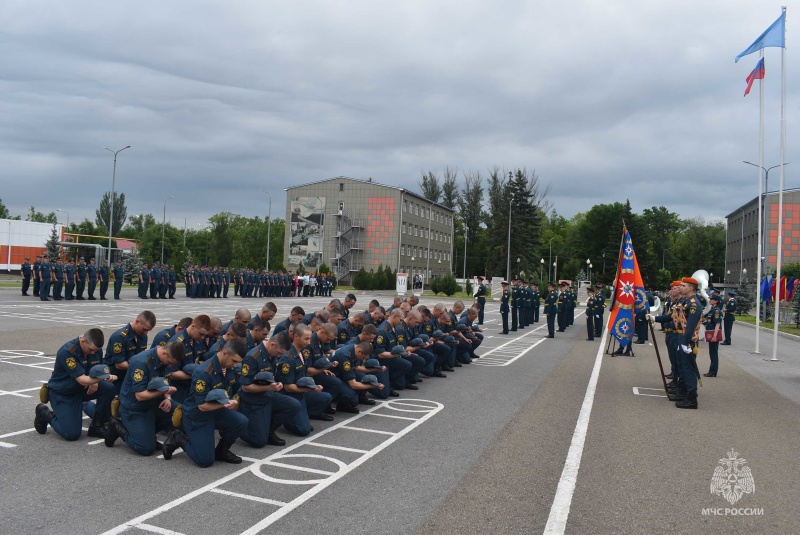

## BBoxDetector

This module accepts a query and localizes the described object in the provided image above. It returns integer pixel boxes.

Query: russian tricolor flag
[744,58,765,96]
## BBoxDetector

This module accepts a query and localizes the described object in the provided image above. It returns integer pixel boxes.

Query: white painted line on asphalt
[263,460,335,476]
[366,412,417,421]
[210,488,287,506]
[136,523,187,535]
[543,320,608,535]
[88,439,105,445]
[305,442,368,454]
[0,441,17,448]
[632,387,667,398]
[339,425,395,436]
[0,428,37,439]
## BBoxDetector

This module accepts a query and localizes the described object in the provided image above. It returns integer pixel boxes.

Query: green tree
[122,247,143,285]
[441,167,459,209]
[419,171,442,203]
[0,198,11,219]
[430,273,461,296]
[26,206,57,224]
[44,224,61,263]
[736,277,756,315]
[458,170,486,278]
[96,191,128,235]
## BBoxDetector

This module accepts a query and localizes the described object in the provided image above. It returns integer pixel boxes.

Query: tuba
[692,269,711,313]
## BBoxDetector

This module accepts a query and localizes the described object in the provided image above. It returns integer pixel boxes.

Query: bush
[465,280,473,296]
[430,273,462,296]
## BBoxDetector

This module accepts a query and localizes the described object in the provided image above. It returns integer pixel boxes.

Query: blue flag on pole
[735,11,786,63]
[760,276,772,303]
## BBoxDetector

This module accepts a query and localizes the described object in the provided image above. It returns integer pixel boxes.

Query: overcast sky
[1,1,796,230]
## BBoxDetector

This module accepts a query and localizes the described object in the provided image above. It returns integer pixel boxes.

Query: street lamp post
[516,257,520,279]
[260,189,272,271]
[411,256,416,290]
[104,145,131,265]
[548,237,555,280]
[161,195,174,265]
[463,221,467,280]
[586,258,591,283]
[506,194,514,283]
[540,258,544,281]
[56,209,70,230]
[553,258,558,283]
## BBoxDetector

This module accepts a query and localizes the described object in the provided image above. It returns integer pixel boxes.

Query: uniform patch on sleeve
[241,364,250,376]
[397,334,405,343]
[281,363,290,375]
[303,349,311,359]
[195,379,206,393]
[340,332,347,341]
[376,335,384,345]
[689,305,697,315]
[133,369,144,382]
[66,357,77,370]
[343,362,352,372]
[113,342,123,354]
[159,341,167,347]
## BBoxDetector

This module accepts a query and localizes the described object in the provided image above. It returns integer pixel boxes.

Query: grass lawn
[736,313,800,336]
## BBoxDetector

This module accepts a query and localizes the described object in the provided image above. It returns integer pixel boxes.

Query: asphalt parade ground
[1,286,799,534]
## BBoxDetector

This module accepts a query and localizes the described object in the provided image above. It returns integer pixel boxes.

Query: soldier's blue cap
[456,324,469,332]
[253,371,275,385]
[296,377,316,389]
[709,295,720,301]
[89,364,112,379]
[183,363,199,375]
[391,345,409,356]
[313,357,334,369]
[443,335,458,344]
[471,325,482,332]
[147,377,170,392]
[727,290,736,295]
[205,389,229,403]
[431,329,445,338]
[360,374,380,387]
[409,337,424,346]
[418,334,430,343]
[364,358,381,368]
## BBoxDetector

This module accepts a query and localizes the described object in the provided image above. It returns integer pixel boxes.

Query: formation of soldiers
[20,255,124,301]
[34,293,486,468]
[137,261,179,299]
[231,269,336,299]
[498,279,593,339]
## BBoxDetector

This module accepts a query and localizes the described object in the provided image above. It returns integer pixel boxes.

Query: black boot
[676,394,698,409]
[358,393,376,406]
[267,421,286,446]
[34,403,54,434]
[163,428,188,460]
[104,417,127,447]
[87,415,107,438]
[667,391,686,402]
[336,400,360,414]
[215,439,242,464]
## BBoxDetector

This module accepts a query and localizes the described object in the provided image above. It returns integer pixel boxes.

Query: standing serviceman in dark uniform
[675,277,703,409]
[594,283,605,337]
[52,258,64,301]
[169,265,177,298]
[87,257,98,300]
[138,263,150,299]
[557,282,568,332]
[76,257,87,300]
[33,255,41,297]
[531,281,540,324]
[99,260,110,300]
[703,294,723,377]
[500,281,510,334]
[39,256,52,301]
[223,268,230,298]
[21,257,32,296]
[34,328,117,440]
[544,281,558,338]
[65,259,76,300]
[150,262,160,299]
[722,290,737,345]
[510,279,519,332]
[585,286,596,341]
[474,277,487,325]
[113,260,124,300]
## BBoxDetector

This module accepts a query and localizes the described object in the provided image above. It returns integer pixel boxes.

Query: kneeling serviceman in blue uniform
[104,341,185,455]
[35,329,117,441]
[162,339,249,467]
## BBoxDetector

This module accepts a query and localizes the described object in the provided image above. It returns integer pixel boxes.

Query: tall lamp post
[516,257,520,279]
[56,208,70,230]
[104,145,131,265]
[506,194,514,283]
[548,237,555,280]
[260,189,272,271]
[553,258,558,283]
[586,258,591,283]
[161,195,174,265]
[540,258,544,281]
[411,256,416,290]
[463,221,468,280]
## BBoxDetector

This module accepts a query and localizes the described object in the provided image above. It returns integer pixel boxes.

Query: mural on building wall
[289,196,325,269]
[366,197,395,265]
[768,203,800,263]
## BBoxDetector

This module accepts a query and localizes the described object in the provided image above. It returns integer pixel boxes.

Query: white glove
[680,344,691,354]
[646,314,653,322]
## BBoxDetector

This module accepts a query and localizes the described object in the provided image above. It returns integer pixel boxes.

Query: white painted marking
[136,523,187,535]
[0,428,37,439]
[210,488,287,507]
[366,412,417,421]
[263,460,335,476]
[339,425,395,436]
[88,439,105,445]
[0,441,18,448]
[305,442,368,454]
[543,318,607,534]
[632,387,667,398]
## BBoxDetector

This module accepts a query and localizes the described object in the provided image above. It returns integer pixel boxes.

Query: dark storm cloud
[1,0,796,229]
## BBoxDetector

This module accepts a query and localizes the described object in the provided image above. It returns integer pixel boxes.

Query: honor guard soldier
[594,283,605,337]
[52,258,64,300]
[585,287,596,340]
[510,279,519,331]
[104,341,185,455]
[159,264,169,299]
[238,333,302,447]
[544,282,558,338]
[99,260,110,300]
[105,311,156,395]
[500,281,510,334]
[76,257,87,299]
[162,339,250,466]
[87,257,98,300]
[150,262,160,299]
[138,263,150,299]
[557,282,568,332]
[65,259,76,300]
[703,294,723,377]
[21,257,32,295]
[222,268,230,298]
[33,255,41,296]
[474,277,487,324]
[39,256,52,301]
[531,281,540,323]
[674,277,703,409]
[722,290,736,345]
[35,329,117,440]
[167,265,176,298]
[113,260,124,299]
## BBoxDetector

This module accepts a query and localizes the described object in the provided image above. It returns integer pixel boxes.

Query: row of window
[401,223,451,243]
[402,199,452,226]
[399,245,449,261]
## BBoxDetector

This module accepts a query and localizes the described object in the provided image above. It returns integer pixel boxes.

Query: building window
[401,245,405,256]
[415,204,419,216]
[339,183,344,192]
[427,208,430,219]
[415,226,418,237]
[424,250,428,259]
[403,201,407,212]
[402,223,406,234]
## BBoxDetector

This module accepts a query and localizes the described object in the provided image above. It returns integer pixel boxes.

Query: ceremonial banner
[606,229,645,346]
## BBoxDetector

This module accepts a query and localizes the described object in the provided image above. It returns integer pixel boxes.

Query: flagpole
[769,5,787,363]
[754,49,764,354]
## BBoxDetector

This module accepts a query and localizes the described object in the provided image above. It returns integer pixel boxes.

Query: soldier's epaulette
[120,329,128,338]
[146,354,154,366]
[204,361,214,374]
[175,333,186,343]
